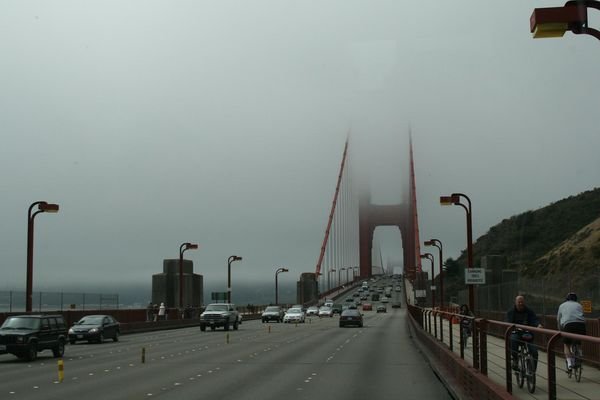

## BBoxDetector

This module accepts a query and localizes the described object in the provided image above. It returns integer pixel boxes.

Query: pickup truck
[200,303,240,331]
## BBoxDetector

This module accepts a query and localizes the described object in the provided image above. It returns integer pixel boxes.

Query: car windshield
[205,305,228,311]
[265,307,280,312]
[1,317,40,330]
[342,310,360,316]
[78,316,105,325]
[287,308,302,314]
[319,306,331,311]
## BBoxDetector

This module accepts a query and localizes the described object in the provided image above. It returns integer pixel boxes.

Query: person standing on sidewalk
[158,302,166,321]
[459,304,474,350]
[557,292,586,371]
[506,295,543,371]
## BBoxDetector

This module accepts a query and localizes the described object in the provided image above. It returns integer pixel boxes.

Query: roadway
[0,308,453,400]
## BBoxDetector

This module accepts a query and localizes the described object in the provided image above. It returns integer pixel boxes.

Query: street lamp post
[424,239,444,309]
[420,253,435,309]
[275,267,289,305]
[179,242,198,312]
[227,255,242,303]
[26,201,59,313]
[440,193,474,311]
[329,269,336,290]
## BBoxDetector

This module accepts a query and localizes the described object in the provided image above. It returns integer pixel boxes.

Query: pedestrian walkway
[428,315,600,400]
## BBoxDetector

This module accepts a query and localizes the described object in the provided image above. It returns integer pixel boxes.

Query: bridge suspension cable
[315,137,360,294]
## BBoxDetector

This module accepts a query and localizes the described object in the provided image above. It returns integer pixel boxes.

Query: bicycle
[513,330,536,393]
[566,342,583,382]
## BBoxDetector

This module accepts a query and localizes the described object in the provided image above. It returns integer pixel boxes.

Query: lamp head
[440,195,460,205]
[530,6,587,39]
[39,202,60,213]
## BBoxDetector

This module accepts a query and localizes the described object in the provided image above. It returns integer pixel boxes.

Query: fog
[1,1,599,303]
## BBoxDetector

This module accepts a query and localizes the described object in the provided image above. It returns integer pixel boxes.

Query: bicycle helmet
[566,292,578,301]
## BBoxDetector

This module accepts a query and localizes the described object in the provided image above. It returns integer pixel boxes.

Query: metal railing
[410,305,600,400]
[0,290,119,312]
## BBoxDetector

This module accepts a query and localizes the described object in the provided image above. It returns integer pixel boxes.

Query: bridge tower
[299,134,422,304]
[358,134,421,282]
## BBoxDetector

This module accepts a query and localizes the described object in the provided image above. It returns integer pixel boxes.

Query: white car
[306,306,319,316]
[381,296,389,303]
[283,308,305,323]
[318,306,333,318]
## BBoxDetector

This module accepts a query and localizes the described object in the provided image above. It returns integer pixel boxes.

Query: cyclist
[557,292,586,372]
[506,295,543,371]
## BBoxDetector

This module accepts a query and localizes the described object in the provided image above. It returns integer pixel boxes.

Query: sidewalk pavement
[431,317,600,400]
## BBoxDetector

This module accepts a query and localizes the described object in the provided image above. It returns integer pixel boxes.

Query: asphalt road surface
[0,308,453,400]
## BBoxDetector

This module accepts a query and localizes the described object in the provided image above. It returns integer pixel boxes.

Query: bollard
[226,333,230,344]
[141,347,146,364]
[57,359,64,383]
[268,325,271,334]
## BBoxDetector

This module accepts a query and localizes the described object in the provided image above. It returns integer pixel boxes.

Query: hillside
[442,187,600,299]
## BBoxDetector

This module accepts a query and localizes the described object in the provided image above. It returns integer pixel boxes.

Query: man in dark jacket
[506,295,543,370]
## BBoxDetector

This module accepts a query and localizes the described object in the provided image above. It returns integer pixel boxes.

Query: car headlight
[16,336,25,344]
[89,328,99,333]
[68,328,74,334]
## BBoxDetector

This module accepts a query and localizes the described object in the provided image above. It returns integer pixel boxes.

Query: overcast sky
[1,1,599,294]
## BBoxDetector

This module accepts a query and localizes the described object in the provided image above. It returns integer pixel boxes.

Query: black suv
[0,314,67,361]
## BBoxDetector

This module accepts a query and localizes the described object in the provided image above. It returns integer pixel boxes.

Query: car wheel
[98,333,104,343]
[200,324,206,332]
[262,319,265,323]
[26,343,37,361]
[69,339,76,345]
[210,326,216,331]
[113,331,119,342]
[233,320,239,330]
[224,319,230,331]
[53,339,65,358]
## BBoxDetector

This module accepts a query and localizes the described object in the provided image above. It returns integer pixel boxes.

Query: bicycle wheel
[526,357,536,393]
[517,351,525,388]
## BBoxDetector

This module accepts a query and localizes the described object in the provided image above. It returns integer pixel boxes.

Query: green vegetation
[442,187,600,302]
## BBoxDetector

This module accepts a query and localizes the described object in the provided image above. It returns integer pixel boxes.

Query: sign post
[211,292,228,302]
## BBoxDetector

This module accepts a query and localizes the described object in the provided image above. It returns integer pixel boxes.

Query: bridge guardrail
[410,304,600,400]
